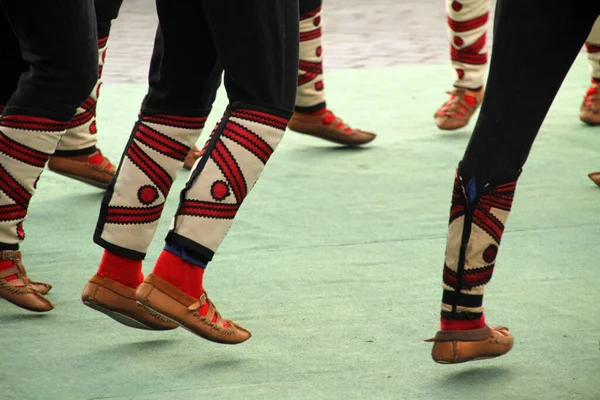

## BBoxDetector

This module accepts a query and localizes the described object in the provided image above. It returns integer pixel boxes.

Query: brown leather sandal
[580,83,600,126]
[183,145,201,170]
[136,274,251,344]
[288,110,376,146]
[425,325,513,364]
[588,171,600,187]
[82,274,177,331]
[0,250,54,312]
[48,150,116,189]
[434,87,484,130]
[30,280,52,295]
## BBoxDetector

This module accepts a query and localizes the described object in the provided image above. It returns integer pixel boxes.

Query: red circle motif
[483,244,498,263]
[452,1,463,11]
[138,185,159,205]
[211,181,230,201]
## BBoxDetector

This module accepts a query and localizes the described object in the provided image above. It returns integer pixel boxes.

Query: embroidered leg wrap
[586,17,600,80]
[296,5,326,111]
[94,113,207,258]
[441,170,517,320]
[56,37,109,154]
[166,107,289,260]
[447,0,489,89]
[0,116,66,245]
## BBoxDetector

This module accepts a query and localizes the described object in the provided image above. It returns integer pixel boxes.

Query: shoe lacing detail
[321,110,353,133]
[0,257,35,293]
[437,90,476,119]
[142,305,172,322]
[87,150,116,174]
[188,293,233,334]
[583,85,599,112]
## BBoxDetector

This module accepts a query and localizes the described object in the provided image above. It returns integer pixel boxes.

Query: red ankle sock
[153,249,228,327]
[152,250,204,299]
[441,314,486,331]
[0,259,17,282]
[97,250,143,289]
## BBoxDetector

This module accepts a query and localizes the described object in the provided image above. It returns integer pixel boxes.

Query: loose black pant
[95,0,123,39]
[300,0,321,15]
[0,0,97,121]
[460,0,600,185]
[140,0,299,117]
[0,0,97,251]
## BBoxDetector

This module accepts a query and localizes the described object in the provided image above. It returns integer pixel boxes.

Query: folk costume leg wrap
[166,107,289,260]
[0,116,67,247]
[94,113,207,258]
[586,17,600,81]
[441,171,517,320]
[446,0,489,90]
[56,37,109,155]
[439,0,600,321]
[296,1,326,113]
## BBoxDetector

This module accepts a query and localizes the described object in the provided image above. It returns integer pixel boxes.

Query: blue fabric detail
[163,244,207,269]
[465,177,477,206]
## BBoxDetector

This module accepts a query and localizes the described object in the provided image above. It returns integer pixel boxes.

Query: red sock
[0,259,17,282]
[97,250,143,289]
[441,314,486,331]
[152,249,204,299]
[153,249,228,327]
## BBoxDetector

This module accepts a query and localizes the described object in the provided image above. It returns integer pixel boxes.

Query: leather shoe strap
[424,326,491,342]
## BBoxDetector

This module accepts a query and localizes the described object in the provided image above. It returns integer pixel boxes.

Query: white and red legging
[447,0,600,90]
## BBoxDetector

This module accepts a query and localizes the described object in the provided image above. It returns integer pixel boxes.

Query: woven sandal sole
[0,294,53,312]
[137,301,243,344]
[83,300,157,330]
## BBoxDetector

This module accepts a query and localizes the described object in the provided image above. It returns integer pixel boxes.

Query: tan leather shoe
[183,145,201,170]
[580,82,600,126]
[30,280,52,295]
[434,87,484,130]
[0,250,54,312]
[425,325,513,364]
[82,274,178,331]
[589,171,600,187]
[136,274,251,344]
[48,149,116,189]
[288,110,376,146]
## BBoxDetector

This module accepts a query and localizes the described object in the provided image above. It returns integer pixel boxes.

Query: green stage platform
[1,56,599,400]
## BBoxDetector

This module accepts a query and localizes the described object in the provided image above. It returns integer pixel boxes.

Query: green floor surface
[1,56,599,400]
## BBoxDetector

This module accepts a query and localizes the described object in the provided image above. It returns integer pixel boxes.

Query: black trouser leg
[162,0,299,260]
[0,0,97,250]
[440,0,600,321]
[0,10,25,108]
[300,0,321,16]
[95,0,124,39]
[461,0,600,185]
[0,0,97,121]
